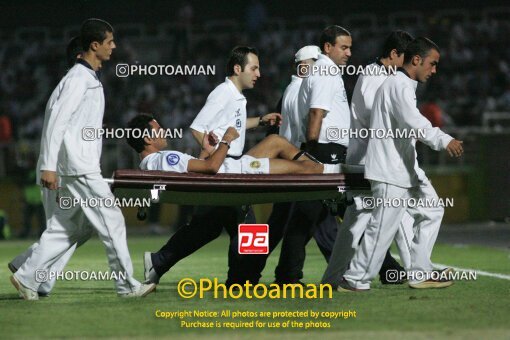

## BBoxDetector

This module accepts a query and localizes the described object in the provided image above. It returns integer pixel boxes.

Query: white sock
[323,164,340,173]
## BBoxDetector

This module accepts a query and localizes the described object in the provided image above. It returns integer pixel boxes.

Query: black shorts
[301,142,347,164]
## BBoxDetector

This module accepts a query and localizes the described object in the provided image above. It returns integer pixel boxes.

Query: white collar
[318,53,336,66]
[397,70,418,91]
[225,77,246,101]
[291,75,303,83]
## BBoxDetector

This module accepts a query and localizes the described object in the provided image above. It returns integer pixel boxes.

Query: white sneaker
[10,275,38,300]
[144,252,160,284]
[118,283,156,298]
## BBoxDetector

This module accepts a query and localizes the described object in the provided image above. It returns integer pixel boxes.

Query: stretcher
[107,165,369,207]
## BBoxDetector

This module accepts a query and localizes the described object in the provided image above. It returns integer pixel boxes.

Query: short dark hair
[403,37,440,64]
[380,30,414,58]
[66,36,82,68]
[80,18,114,52]
[226,46,259,76]
[319,25,351,53]
[126,114,154,153]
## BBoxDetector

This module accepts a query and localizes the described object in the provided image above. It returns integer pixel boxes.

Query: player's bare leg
[246,135,310,161]
[268,159,323,174]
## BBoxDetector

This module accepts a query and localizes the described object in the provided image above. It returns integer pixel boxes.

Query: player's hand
[446,139,463,158]
[208,131,219,146]
[40,170,58,190]
[222,127,240,143]
[201,131,218,154]
[261,113,282,126]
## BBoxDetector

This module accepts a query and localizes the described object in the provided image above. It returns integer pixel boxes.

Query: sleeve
[190,92,226,133]
[309,74,336,112]
[394,86,453,151]
[159,151,193,173]
[39,75,87,171]
[350,79,370,128]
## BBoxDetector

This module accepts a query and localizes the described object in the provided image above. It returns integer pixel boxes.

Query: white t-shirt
[139,151,270,175]
[279,75,303,147]
[190,77,247,156]
[297,54,350,146]
[140,151,194,173]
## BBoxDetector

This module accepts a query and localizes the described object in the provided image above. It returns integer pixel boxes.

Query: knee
[267,134,285,146]
[429,206,444,223]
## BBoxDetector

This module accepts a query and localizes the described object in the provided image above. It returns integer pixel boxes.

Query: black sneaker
[379,255,407,285]
[272,280,306,289]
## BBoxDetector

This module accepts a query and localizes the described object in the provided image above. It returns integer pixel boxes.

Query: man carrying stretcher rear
[127,114,341,175]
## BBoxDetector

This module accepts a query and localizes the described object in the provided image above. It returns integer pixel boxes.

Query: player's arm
[396,87,463,157]
[187,127,239,174]
[40,77,87,189]
[197,131,219,159]
[246,113,282,130]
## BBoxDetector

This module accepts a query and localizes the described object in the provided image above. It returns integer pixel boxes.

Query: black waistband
[226,155,243,160]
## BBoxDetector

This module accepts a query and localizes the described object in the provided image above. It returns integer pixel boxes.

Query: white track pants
[321,192,414,286]
[10,188,92,294]
[14,174,140,294]
[344,178,444,289]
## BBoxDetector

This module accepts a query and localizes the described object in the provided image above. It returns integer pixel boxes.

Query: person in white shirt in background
[10,19,156,300]
[323,31,416,288]
[278,46,321,147]
[273,26,353,285]
[340,37,464,291]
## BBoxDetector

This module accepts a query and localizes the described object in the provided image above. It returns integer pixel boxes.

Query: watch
[219,140,230,149]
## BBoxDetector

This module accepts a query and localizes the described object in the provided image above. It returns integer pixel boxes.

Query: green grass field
[0,235,509,339]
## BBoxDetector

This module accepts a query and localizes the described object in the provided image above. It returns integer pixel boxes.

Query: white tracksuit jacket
[38,63,104,180]
[365,70,453,188]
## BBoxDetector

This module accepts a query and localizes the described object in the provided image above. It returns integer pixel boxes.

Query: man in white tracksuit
[8,36,93,297]
[341,37,464,290]
[322,31,416,287]
[10,19,155,300]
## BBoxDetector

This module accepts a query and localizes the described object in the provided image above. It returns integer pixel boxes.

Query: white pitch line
[431,262,510,281]
[391,253,510,281]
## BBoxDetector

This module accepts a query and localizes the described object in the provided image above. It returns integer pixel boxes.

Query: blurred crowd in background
[1,3,509,146]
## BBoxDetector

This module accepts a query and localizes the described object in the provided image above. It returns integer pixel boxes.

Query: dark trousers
[151,205,256,283]
[19,203,45,238]
[272,142,346,282]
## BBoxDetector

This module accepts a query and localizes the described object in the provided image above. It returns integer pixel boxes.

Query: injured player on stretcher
[126,114,341,175]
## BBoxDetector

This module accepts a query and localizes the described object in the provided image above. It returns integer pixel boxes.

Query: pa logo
[166,153,180,166]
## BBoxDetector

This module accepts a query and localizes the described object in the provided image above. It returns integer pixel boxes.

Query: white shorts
[220,155,270,174]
